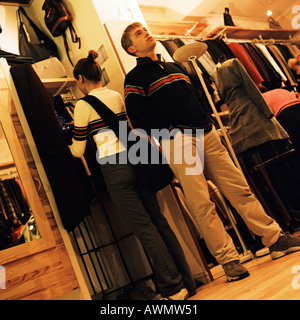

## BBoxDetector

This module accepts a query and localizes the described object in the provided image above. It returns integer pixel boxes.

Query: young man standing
[121,22,300,282]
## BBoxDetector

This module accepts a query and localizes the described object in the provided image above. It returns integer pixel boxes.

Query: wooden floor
[189,250,300,300]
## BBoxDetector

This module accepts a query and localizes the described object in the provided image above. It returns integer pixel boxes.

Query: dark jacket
[215,58,289,155]
[10,63,91,232]
[124,56,212,137]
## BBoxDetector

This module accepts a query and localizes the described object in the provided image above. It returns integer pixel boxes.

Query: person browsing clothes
[68,50,196,300]
[121,22,300,282]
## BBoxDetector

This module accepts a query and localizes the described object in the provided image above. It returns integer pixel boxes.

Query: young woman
[68,50,196,300]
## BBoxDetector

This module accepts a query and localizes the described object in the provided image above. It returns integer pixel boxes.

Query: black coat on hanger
[10,63,91,232]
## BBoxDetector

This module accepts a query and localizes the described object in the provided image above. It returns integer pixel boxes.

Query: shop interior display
[1,0,300,301]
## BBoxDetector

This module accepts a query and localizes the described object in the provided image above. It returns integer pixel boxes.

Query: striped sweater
[124,56,212,137]
[69,87,127,158]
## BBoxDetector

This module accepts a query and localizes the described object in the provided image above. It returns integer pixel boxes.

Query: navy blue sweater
[124,56,212,137]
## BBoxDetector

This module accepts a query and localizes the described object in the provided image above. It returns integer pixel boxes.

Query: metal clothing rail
[153,34,206,41]
[153,33,300,45]
[223,37,300,45]
[153,31,224,42]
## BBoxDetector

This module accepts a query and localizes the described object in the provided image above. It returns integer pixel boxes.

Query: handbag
[42,0,81,66]
[268,17,282,29]
[223,7,235,26]
[81,95,174,192]
[17,7,59,62]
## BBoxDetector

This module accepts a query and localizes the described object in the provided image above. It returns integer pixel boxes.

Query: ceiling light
[267,10,272,16]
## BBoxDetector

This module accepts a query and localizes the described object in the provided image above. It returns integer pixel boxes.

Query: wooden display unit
[0,0,33,6]
[41,77,77,96]
[0,58,86,300]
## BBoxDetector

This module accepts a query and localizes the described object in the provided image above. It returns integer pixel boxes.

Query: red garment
[11,224,24,244]
[227,42,264,85]
[262,88,300,117]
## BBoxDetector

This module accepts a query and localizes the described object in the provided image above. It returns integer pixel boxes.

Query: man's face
[128,25,156,57]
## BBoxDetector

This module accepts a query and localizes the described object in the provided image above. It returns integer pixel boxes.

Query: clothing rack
[0,170,19,181]
[153,33,219,41]
[206,26,300,41]
[154,33,300,45]
[0,162,18,181]
[223,36,300,45]
[154,35,206,41]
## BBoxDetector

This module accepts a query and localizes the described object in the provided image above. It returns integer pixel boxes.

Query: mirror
[0,122,40,251]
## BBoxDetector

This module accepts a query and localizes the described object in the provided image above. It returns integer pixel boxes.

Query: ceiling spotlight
[267,10,272,16]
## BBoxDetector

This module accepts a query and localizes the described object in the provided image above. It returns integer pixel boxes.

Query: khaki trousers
[161,127,282,265]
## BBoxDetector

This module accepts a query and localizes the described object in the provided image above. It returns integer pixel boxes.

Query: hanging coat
[215,58,289,155]
[10,63,91,232]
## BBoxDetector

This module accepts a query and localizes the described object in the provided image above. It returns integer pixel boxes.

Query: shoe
[222,260,250,282]
[160,288,189,300]
[269,233,300,260]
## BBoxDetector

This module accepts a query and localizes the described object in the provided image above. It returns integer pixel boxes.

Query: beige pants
[161,127,282,265]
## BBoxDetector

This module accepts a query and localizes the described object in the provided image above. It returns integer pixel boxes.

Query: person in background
[121,22,300,282]
[262,87,300,211]
[68,50,196,300]
[262,88,300,158]
[288,54,300,75]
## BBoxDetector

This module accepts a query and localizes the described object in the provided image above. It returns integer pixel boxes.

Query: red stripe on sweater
[148,74,190,94]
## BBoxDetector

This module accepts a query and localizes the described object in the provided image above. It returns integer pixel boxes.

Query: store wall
[278,5,300,41]
[141,8,269,36]
[0,6,19,54]
[92,0,147,74]
[27,0,126,96]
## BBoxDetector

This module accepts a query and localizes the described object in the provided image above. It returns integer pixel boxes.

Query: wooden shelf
[147,20,208,36]
[41,77,76,95]
[0,0,33,6]
[206,26,300,40]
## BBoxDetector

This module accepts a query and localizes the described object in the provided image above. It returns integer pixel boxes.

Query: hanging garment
[254,43,288,82]
[0,182,19,226]
[215,58,289,155]
[267,45,298,87]
[276,44,300,84]
[276,44,295,61]
[227,42,264,85]
[262,88,300,117]
[196,50,217,81]
[204,39,236,64]
[241,43,282,89]
[155,41,174,62]
[10,63,91,232]
[2,179,30,225]
[287,44,300,57]
[160,40,216,113]
[238,139,298,230]
[0,213,13,250]
[263,88,300,169]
